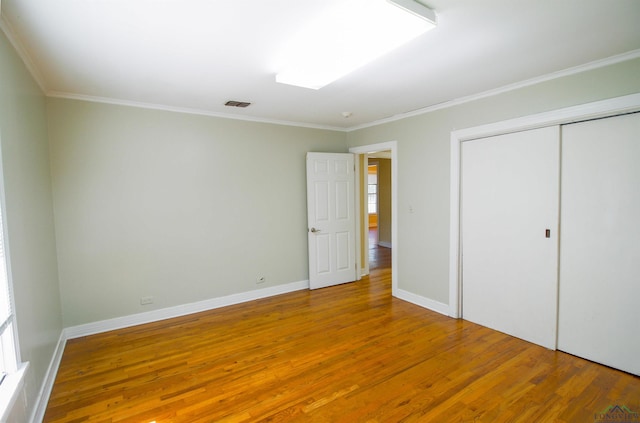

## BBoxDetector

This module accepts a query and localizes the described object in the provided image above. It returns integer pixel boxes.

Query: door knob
[310,227,321,233]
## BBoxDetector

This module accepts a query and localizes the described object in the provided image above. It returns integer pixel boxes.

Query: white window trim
[0,140,27,421]
[0,362,28,421]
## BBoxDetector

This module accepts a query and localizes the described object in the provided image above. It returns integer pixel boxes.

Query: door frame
[449,93,640,318]
[350,141,398,296]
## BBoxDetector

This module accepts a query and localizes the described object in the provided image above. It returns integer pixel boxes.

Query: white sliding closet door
[461,126,560,349]
[558,112,640,376]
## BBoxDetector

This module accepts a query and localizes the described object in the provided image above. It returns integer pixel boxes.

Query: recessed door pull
[545,229,551,238]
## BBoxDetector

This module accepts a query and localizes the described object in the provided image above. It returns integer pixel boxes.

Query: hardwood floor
[368,228,390,271]
[44,244,639,422]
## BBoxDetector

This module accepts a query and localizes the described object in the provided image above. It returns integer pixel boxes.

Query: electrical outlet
[256,276,266,284]
[140,296,154,305]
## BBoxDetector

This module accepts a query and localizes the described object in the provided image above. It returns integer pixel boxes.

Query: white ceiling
[2,0,640,130]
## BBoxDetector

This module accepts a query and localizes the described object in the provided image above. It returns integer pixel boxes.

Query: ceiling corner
[0,12,48,94]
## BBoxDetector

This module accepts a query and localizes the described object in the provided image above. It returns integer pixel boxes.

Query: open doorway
[367,153,392,272]
[349,141,398,296]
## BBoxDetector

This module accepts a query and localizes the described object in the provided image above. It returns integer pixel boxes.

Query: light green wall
[47,98,347,326]
[0,31,63,418]
[346,58,640,305]
[3,17,640,415]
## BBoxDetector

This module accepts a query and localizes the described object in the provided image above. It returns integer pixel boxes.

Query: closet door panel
[461,126,559,349]
[559,112,640,375]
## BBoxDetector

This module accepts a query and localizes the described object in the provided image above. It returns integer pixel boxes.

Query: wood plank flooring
[44,244,639,422]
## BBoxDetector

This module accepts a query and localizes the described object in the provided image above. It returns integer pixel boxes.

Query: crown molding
[47,91,348,132]
[0,13,48,93]
[2,7,639,134]
[347,49,640,132]
[49,48,640,133]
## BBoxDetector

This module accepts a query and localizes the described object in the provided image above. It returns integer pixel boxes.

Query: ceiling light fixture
[275,0,436,90]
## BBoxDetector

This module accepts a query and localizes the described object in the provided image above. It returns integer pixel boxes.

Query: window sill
[0,362,29,422]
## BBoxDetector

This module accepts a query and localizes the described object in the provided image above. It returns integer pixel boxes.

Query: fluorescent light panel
[387,0,436,23]
[275,0,436,90]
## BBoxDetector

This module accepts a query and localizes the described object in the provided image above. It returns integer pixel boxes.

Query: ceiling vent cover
[225,101,251,108]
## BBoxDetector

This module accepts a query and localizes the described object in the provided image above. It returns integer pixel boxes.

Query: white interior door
[558,112,640,375]
[461,126,560,349]
[307,153,356,289]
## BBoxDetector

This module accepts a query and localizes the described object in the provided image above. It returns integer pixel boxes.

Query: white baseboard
[30,332,66,423]
[31,281,309,421]
[378,241,392,248]
[395,289,450,316]
[64,280,310,339]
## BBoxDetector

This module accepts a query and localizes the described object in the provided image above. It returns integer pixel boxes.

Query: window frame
[367,164,378,215]
[0,142,26,421]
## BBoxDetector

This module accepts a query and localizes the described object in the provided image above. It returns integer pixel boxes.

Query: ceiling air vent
[225,100,251,108]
